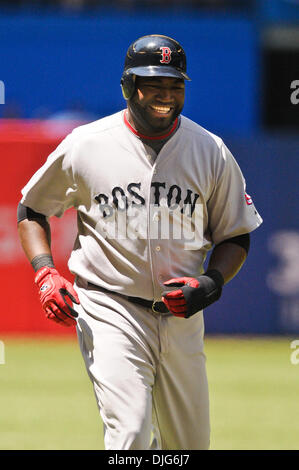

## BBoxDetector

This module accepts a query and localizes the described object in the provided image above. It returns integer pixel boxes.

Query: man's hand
[162,270,224,318]
[35,267,80,327]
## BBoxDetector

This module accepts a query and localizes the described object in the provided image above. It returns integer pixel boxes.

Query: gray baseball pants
[74,278,210,450]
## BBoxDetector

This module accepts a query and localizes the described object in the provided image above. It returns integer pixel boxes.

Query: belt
[126,296,169,314]
[87,282,169,314]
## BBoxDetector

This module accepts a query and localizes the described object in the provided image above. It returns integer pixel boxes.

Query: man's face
[127,76,185,136]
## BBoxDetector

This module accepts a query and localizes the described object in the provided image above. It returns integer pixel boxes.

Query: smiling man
[17,34,262,450]
[127,76,185,135]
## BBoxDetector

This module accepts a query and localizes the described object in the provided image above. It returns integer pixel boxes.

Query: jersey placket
[147,160,170,303]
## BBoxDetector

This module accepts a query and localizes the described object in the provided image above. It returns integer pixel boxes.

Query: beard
[128,99,184,136]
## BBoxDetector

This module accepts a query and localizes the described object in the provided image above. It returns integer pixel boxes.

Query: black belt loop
[87,282,169,314]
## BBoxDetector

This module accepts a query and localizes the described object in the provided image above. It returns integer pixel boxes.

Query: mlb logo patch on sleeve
[245,193,253,205]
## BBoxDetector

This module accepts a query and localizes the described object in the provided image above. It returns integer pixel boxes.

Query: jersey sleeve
[20,133,78,218]
[207,142,262,246]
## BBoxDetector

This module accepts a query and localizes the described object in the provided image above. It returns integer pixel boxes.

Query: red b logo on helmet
[160,47,172,64]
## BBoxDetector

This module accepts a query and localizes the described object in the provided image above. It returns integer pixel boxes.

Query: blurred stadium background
[1,0,299,450]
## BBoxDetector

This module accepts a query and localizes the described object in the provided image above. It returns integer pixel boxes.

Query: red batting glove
[162,271,224,319]
[35,267,80,327]
[162,277,199,317]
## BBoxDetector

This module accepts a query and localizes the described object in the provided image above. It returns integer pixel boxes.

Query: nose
[157,87,173,102]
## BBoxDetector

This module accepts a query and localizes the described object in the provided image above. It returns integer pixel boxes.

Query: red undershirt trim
[124,110,178,141]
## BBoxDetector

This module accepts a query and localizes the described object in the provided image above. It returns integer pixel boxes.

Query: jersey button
[155,246,161,252]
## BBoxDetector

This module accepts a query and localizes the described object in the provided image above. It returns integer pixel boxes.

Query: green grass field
[0,335,298,450]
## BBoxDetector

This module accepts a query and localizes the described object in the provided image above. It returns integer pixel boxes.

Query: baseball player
[17,34,262,450]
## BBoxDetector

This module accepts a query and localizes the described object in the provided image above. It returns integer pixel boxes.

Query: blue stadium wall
[2,11,299,334]
[204,134,299,335]
[0,11,259,134]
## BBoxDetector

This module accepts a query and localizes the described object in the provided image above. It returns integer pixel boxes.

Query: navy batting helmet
[120,34,191,100]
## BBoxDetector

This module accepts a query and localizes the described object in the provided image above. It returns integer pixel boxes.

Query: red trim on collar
[124,111,178,141]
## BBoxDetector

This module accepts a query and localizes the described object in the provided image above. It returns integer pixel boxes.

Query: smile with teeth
[150,105,172,114]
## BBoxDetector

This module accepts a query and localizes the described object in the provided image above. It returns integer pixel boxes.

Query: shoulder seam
[180,118,223,148]
[70,112,124,140]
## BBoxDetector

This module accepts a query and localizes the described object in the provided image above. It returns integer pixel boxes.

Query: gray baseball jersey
[21,110,262,450]
[21,110,262,299]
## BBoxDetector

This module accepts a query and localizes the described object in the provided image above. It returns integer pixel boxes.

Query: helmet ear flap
[120,73,136,100]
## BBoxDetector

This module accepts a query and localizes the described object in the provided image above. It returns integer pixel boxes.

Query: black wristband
[31,254,55,272]
[204,269,224,288]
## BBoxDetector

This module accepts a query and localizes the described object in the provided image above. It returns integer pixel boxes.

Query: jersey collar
[124,110,178,141]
